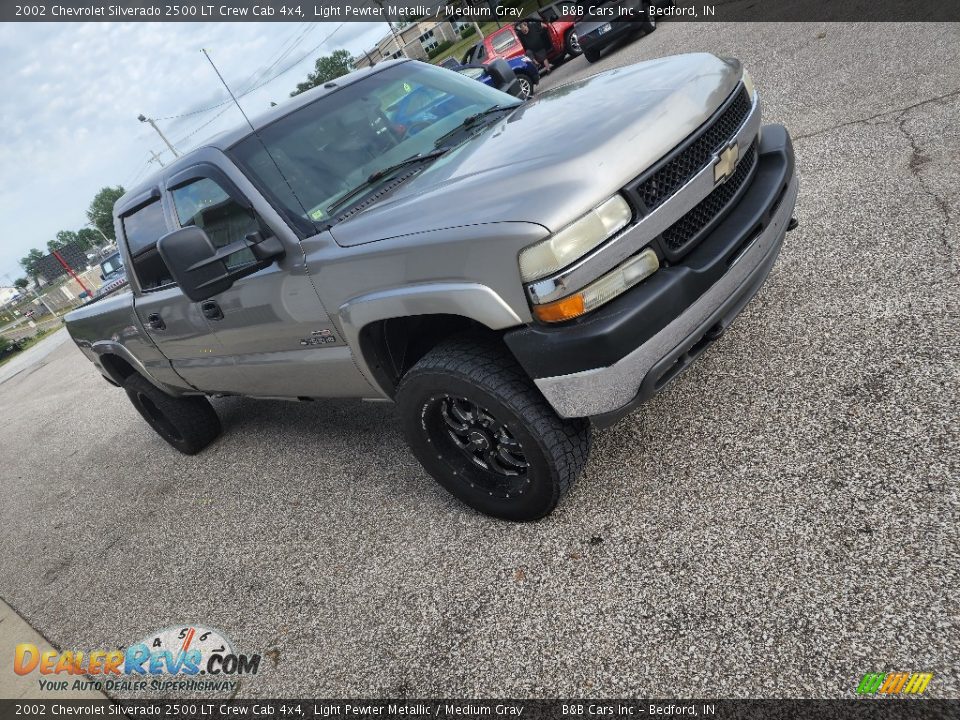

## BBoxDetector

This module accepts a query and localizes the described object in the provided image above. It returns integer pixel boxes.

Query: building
[353,20,468,68]
[0,287,22,306]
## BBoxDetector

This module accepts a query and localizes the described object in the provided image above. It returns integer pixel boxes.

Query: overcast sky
[0,20,388,282]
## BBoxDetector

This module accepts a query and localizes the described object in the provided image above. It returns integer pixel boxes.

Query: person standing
[516,19,553,74]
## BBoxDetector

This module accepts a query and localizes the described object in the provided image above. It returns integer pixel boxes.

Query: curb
[0,597,108,700]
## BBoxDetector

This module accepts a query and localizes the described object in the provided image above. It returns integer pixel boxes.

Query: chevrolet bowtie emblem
[714,142,739,184]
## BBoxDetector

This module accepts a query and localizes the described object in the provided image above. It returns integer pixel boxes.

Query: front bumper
[504,124,798,425]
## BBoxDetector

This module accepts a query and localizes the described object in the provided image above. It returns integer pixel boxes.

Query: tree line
[16,186,126,289]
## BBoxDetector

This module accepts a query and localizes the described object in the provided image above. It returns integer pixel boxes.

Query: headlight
[741,67,755,98]
[532,248,659,323]
[519,194,631,282]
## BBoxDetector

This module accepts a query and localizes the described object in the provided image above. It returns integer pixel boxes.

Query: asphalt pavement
[0,22,957,699]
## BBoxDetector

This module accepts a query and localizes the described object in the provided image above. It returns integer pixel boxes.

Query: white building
[0,286,21,306]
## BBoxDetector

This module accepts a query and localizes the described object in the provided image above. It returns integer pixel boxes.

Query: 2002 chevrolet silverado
[65,55,799,521]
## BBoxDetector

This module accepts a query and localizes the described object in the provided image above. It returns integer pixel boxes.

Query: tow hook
[787,217,799,232]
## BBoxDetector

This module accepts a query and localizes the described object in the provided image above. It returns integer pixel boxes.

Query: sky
[0,20,389,282]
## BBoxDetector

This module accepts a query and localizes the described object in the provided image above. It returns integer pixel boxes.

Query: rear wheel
[124,373,221,455]
[565,30,582,57]
[584,47,601,63]
[396,336,591,521]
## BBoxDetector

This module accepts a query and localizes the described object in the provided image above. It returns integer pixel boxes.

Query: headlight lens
[519,194,631,282]
[742,68,755,98]
[532,248,660,323]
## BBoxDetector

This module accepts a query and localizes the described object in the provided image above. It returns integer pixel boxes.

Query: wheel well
[358,315,502,397]
[99,353,137,384]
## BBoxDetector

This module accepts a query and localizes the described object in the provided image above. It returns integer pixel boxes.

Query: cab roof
[116,59,409,215]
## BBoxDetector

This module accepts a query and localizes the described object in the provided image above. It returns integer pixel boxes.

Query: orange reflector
[532,293,586,323]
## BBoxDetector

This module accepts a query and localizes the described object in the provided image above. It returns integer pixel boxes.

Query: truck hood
[330,53,742,248]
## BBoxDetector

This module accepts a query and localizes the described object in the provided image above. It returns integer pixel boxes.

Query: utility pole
[147,149,166,168]
[137,114,180,157]
[84,222,113,257]
[374,1,408,57]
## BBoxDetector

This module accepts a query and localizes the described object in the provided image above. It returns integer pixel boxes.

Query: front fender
[338,282,525,396]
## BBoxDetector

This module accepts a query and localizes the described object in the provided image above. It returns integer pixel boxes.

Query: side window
[123,200,173,291]
[170,177,258,271]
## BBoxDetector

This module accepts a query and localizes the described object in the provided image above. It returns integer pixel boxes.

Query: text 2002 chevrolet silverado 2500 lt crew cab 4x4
[65,55,799,521]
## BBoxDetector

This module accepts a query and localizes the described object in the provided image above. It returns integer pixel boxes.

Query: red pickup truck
[462,3,582,66]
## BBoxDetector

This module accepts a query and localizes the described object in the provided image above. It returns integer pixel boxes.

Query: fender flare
[338,282,524,396]
[91,341,187,396]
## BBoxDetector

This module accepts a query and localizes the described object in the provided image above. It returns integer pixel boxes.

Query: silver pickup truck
[65,55,798,521]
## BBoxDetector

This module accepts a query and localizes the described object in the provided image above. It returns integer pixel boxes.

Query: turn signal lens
[533,294,585,323]
[532,249,660,323]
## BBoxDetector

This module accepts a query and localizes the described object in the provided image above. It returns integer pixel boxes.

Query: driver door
[164,164,372,399]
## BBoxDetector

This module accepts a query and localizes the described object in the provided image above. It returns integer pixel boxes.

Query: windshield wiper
[327,149,447,214]
[365,148,448,184]
[433,104,518,148]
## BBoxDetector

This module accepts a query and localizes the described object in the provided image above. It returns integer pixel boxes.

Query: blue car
[386,57,539,137]
[440,53,540,100]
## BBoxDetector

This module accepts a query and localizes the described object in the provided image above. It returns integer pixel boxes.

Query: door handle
[201,300,224,321]
[146,313,165,331]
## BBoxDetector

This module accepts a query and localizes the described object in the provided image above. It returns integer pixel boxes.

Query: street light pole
[137,114,180,157]
[85,222,113,257]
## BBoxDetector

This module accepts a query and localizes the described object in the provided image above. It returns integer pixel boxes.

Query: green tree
[14,277,29,291]
[19,248,45,281]
[86,186,125,242]
[76,227,101,250]
[291,49,354,97]
[48,230,80,253]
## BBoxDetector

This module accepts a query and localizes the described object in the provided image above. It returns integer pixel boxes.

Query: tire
[515,72,535,100]
[564,30,582,57]
[124,373,221,455]
[396,336,591,521]
[641,4,657,33]
[584,47,601,63]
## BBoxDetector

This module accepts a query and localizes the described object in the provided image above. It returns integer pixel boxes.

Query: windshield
[230,62,519,233]
[100,253,123,276]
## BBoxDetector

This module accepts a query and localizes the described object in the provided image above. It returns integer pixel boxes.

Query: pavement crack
[792,87,960,142]
[894,109,957,272]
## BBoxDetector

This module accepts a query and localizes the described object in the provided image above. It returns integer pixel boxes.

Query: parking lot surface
[0,22,957,698]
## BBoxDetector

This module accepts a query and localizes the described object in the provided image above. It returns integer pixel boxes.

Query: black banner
[1,700,959,719]
[3,0,960,23]
[30,242,90,283]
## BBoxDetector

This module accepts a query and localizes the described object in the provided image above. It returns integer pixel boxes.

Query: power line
[153,23,343,122]
[171,104,234,147]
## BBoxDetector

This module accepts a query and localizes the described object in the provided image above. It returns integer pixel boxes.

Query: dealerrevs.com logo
[856,672,933,695]
[13,625,261,694]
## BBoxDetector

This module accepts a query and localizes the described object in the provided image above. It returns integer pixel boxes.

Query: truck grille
[662,138,758,251]
[635,85,752,214]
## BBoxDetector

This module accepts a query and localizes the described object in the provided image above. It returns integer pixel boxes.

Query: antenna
[202,48,257,134]
[200,48,315,230]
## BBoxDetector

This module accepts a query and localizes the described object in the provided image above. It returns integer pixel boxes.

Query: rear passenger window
[171,177,258,271]
[122,200,173,291]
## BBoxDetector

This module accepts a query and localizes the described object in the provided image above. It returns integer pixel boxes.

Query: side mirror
[157,226,284,303]
[485,59,519,94]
